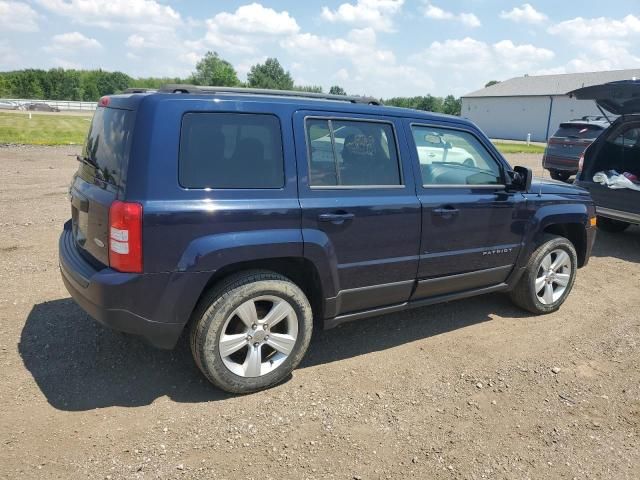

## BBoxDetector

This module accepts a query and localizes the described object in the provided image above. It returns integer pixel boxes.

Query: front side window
[307,119,401,187]
[179,113,284,189]
[411,125,502,186]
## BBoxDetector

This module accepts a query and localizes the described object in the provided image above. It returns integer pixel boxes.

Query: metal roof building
[461,69,640,142]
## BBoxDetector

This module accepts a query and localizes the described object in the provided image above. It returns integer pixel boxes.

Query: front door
[294,111,421,316]
[405,121,527,299]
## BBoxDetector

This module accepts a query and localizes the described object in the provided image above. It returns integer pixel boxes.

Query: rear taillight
[578,154,584,172]
[109,201,142,273]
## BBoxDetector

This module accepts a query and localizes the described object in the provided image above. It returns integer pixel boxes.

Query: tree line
[0,51,461,115]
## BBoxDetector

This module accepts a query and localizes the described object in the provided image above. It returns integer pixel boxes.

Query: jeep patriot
[59,85,597,393]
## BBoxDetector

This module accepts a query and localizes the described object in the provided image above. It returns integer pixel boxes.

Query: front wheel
[190,270,313,393]
[596,216,630,233]
[509,235,577,314]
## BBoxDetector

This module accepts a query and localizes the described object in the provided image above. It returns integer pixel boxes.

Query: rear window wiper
[76,155,97,167]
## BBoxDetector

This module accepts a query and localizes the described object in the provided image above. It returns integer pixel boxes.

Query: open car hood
[568,80,640,115]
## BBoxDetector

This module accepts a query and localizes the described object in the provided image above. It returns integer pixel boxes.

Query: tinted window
[411,125,502,186]
[554,124,603,140]
[82,107,134,187]
[307,119,401,186]
[180,113,284,189]
[611,126,640,147]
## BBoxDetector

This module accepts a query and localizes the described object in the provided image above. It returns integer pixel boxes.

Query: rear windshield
[81,107,134,187]
[553,124,603,140]
[179,113,284,189]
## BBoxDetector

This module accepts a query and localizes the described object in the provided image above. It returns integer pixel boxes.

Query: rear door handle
[318,212,355,223]
[433,206,459,217]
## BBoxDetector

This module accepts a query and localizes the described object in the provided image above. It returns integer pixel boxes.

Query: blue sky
[1,1,639,97]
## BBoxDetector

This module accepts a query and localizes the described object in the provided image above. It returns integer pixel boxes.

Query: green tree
[247,58,294,90]
[329,85,346,95]
[442,95,462,116]
[292,85,323,93]
[485,80,500,87]
[190,51,239,86]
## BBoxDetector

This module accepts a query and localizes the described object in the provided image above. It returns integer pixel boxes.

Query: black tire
[596,216,630,233]
[509,235,577,314]
[549,170,571,182]
[190,270,313,394]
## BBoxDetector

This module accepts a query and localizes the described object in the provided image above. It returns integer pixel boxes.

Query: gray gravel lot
[0,145,639,479]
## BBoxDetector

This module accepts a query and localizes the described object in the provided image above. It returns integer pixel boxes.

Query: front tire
[509,235,577,314]
[190,270,313,394]
[596,216,630,233]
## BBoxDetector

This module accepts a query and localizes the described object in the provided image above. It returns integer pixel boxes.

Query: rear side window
[82,107,134,187]
[180,113,284,189]
[554,124,603,140]
[306,118,401,187]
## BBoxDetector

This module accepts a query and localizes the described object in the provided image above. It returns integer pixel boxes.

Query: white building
[461,69,640,142]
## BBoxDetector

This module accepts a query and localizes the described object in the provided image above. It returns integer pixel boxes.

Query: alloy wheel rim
[218,295,298,378]
[535,248,572,305]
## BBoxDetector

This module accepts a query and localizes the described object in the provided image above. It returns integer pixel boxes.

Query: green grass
[0,112,91,145]
[492,141,545,154]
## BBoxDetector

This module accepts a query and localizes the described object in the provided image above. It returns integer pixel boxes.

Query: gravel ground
[0,145,639,479]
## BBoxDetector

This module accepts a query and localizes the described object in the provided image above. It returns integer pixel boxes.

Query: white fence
[0,98,97,111]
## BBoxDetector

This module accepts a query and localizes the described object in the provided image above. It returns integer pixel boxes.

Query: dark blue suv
[60,85,597,393]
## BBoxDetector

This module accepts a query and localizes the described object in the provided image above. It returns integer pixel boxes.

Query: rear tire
[596,216,630,233]
[549,170,571,182]
[509,235,577,314]
[190,270,313,394]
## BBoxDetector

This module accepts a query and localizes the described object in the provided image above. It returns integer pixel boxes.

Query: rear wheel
[190,270,313,393]
[596,216,630,233]
[549,170,571,182]
[509,235,577,314]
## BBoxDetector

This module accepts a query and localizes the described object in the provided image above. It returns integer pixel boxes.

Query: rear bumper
[542,154,579,173]
[59,221,204,349]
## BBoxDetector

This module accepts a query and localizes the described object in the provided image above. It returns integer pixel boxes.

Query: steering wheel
[463,158,476,167]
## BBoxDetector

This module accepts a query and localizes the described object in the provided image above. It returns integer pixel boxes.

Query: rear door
[70,106,134,266]
[405,120,527,299]
[294,111,421,316]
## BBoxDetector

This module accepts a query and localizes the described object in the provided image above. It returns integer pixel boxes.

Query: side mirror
[511,166,533,191]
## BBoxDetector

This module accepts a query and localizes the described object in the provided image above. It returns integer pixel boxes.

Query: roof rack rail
[122,87,155,93]
[158,84,382,105]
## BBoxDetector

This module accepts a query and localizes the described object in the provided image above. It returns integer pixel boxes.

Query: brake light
[109,201,142,273]
[578,154,584,172]
[99,96,110,107]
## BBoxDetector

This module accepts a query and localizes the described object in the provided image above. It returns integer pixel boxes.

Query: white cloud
[212,3,299,35]
[424,3,480,27]
[0,1,39,32]
[412,37,554,76]
[282,27,433,96]
[546,14,640,73]
[126,34,146,49]
[500,4,547,24]
[548,14,640,39]
[45,32,102,52]
[0,41,20,67]
[53,57,81,69]
[193,3,300,55]
[36,0,181,31]
[321,0,404,32]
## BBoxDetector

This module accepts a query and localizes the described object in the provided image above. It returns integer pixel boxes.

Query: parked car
[25,102,60,112]
[571,80,640,232]
[0,100,21,110]
[542,117,609,182]
[59,86,597,393]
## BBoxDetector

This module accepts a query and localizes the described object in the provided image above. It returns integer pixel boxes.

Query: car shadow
[20,293,529,411]
[591,225,640,263]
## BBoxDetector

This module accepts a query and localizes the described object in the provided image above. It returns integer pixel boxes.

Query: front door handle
[433,206,459,217]
[318,212,355,223]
